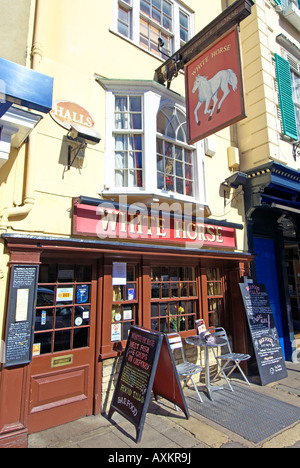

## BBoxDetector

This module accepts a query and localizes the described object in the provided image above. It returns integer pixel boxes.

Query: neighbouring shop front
[244,161,300,362]
[0,198,252,447]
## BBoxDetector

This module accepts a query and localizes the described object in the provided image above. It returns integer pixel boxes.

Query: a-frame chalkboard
[108,326,189,443]
[239,281,288,385]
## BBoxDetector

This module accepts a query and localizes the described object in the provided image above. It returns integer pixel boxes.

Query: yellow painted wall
[0,0,245,244]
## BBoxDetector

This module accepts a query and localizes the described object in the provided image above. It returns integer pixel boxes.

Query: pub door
[27,261,97,434]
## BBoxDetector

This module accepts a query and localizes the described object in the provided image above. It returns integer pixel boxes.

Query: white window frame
[111,0,194,59]
[280,47,300,137]
[98,78,205,205]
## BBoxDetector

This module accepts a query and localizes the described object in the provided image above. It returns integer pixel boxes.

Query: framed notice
[4,265,39,367]
[185,26,246,144]
[113,262,127,286]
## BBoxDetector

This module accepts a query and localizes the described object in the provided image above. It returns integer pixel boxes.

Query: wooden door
[27,261,97,434]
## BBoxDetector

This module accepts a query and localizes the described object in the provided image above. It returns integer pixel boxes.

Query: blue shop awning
[244,161,300,214]
[0,57,53,114]
[0,102,12,118]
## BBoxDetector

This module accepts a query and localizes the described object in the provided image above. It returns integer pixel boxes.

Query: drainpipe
[0,0,43,278]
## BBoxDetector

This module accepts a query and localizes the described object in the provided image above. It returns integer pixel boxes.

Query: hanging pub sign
[4,265,39,368]
[239,281,288,385]
[109,326,189,443]
[185,26,246,144]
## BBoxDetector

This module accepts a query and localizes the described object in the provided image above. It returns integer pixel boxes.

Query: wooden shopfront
[0,200,252,447]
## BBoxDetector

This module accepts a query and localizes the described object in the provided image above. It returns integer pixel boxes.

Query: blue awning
[0,102,12,118]
[244,161,300,214]
[0,57,53,114]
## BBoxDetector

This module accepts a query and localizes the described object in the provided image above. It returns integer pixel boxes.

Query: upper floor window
[98,78,205,205]
[291,68,300,137]
[114,95,143,187]
[275,51,300,141]
[117,0,132,38]
[114,0,193,59]
[282,0,300,9]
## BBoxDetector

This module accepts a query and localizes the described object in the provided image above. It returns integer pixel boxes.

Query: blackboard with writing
[108,326,189,443]
[239,282,288,385]
[4,265,39,368]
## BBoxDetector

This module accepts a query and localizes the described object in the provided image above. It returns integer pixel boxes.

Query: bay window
[157,106,194,197]
[98,78,205,205]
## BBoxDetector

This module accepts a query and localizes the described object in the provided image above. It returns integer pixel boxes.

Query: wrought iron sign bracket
[154,0,254,89]
[293,140,300,160]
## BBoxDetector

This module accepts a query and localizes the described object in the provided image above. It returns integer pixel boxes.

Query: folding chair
[168,333,203,403]
[208,327,251,387]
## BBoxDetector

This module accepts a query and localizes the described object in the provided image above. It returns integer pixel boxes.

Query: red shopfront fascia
[72,200,237,249]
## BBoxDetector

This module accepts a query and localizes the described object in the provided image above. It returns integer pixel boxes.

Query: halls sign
[50,100,95,130]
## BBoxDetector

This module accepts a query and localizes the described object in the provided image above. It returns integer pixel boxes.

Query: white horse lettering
[192,69,238,125]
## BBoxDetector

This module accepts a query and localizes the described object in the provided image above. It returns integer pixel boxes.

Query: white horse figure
[192,69,238,125]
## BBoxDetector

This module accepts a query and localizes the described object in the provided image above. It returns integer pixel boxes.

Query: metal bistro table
[185,334,231,401]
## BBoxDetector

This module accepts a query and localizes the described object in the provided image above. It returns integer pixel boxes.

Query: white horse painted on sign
[192,69,238,125]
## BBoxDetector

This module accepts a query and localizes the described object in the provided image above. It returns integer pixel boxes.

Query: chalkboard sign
[239,282,288,385]
[108,326,189,443]
[4,265,39,367]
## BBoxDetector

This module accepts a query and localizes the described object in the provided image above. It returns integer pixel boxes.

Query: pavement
[28,361,300,450]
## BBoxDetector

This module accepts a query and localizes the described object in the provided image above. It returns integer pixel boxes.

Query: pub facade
[0,0,254,447]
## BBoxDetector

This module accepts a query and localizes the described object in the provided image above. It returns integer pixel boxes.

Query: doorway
[27,261,97,434]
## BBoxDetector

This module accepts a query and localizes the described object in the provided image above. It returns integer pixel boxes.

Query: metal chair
[167,333,203,403]
[208,327,251,387]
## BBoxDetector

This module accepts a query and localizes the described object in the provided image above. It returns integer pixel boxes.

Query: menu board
[4,265,39,367]
[109,326,189,443]
[239,282,288,385]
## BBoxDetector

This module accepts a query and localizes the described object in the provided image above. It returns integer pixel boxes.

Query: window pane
[54,330,71,352]
[116,134,128,151]
[130,114,141,129]
[153,0,161,10]
[55,307,72,329]
[119,7,129,25]
[37,286,55,306]
[176,178,184,194]
[73,328,89,349]
[34,332,52,355]
[166,175,174,190]
[165,157,174,174]
[39,264,56,283]
[58,265,74,282]
[151,303,159,317]
[157,154,164,172]
[152,7,161,23]
[115,170,127,187]
[129,135,142,151]
[35,308,54,331]
[157,172,164,189]
[74,305,90,326]
[140,0,150,15]
[115,152,127,169]
[76,265,92,282]
[118,4,131,38]
[176,161,183,177]
[130,96,142,112]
